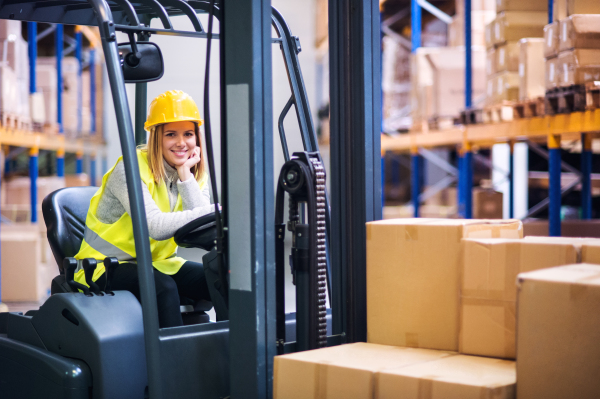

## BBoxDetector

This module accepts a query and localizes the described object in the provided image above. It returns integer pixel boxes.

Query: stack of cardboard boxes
[545,0,600,91]
[484,0,547,105]
[274,219,600,397]
[382,36,411,132]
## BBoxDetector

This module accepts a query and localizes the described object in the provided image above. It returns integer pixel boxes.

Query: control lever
[103,257,119,294]
[63,257,90,295]
[82,258,102,295]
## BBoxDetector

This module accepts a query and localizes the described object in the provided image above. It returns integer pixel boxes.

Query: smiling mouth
[172,149,188,157]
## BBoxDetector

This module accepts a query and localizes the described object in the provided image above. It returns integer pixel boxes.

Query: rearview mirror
[118,41,164,83]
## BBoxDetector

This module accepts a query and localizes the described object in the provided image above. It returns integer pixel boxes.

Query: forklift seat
[42,187,212,318]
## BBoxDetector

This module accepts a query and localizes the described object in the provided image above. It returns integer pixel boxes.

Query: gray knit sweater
[96,159,214,241]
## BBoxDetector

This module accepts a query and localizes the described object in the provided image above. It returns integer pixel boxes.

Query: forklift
[0,0,381,398]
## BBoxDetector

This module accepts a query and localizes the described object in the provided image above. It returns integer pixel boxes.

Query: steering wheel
[174,212,217,251]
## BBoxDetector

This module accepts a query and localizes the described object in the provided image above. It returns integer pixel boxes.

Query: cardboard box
[553,0,567,22]
[473,189,503,219]
[460,237,581,359]
[486,47,496,76]
[495,41,519,72]
[517,264,600,398]
[367,219,523,351]
[485,21,494,49]
[567,0,600,16]
[496,0,547,12]
[378,355,516,399]
[495,71,520,102]
[0,224,53,302]
[448,10,496,47]
[524,219,600,238]
[65,173,91,187]
[273,343,454,399]
[411,47,485,124]
[493,11,548,46]
[486,75,496,105]
[519,38,546,100]
[582,242,600,264]
[559,14,600,52]
[558,49,600,87]
[5,176,66,206]
[544,22,559,58]
[455,0,496,16]
[545,55,559,90]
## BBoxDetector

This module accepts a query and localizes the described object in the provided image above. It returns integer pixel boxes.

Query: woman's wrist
[177,166,192,182]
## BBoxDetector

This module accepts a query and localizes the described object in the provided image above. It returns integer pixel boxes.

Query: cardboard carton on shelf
[557,48,600,87]
[519,38,545,100]
[544,22,559,58]
[495,41,519,72]
[472,189,503,219]
[273,343,454,399]
[460,237,585,359]
[496,0,547,12]
[378,354,516,399]
[553,0,567,22]
[517,264,600,398]
[493,11,548,46]
[486,47,496,76]
[4,176,66,206]
[448,10,496,47]
[495,71,520,102]
[65,174,91,187]
[411,47,485,127]
[455,0,496,16]
[559,14,600,52]
[566,0,600,16]
[0,19,22,40]
[367,218,522,352]
[545,55,559,90]
[485,20,494,49]
[485,75,496,106]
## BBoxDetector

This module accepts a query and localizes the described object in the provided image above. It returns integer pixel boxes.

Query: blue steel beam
[457,150,464,216]
[76,151,83,174]
[509,140,514,218]
[75,28,83,133]
[56,148,64,177]
[56,24,63,133]
[411,149,420,217]
[464,145,473,218]
[28,22,37,94]
[411,0,421,52]
[548,134,561,236]
[29,148,38,223]
[548,0,553,23]
[90,48,96,134]
[90,155,96,186]
[465,0,472,108]
[581,133,592,219]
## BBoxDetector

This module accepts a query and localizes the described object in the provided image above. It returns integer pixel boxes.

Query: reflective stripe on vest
[73,150,207,286]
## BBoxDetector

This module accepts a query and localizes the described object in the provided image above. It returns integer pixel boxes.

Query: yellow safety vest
[74,150,207,286]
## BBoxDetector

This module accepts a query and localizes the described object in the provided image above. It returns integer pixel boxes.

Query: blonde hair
[140,123,206,185]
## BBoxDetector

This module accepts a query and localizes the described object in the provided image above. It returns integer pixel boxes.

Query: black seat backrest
[42,187,98,273]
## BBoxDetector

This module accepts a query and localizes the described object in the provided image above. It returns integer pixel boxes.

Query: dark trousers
[96,261,210,328]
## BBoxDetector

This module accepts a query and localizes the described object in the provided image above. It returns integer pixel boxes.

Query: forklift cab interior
[0,1,333,398]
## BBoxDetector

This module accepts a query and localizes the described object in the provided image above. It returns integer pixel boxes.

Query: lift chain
[309,157,328,347]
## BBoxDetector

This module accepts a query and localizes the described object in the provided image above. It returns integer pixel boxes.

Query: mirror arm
[126,32,142,66]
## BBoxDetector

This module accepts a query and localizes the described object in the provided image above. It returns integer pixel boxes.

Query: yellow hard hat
[144,90,204,132]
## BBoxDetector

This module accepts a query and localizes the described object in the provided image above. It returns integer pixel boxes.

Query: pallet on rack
[544,85,589,115]
[460,108,485,125]
[513,97,545,119]
[482,101,514,123]
[426,116,458,131]
[1,113,32,131]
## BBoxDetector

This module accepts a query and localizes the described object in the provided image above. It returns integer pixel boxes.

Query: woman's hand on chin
[176,147,201,181]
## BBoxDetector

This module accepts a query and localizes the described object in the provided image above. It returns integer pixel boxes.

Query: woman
[74,90,215,328]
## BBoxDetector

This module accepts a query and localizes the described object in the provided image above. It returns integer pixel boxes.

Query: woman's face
[161,121,197,168]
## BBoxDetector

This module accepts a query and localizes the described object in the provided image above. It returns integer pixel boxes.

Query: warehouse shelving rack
[383,0,596,236]
[2,21,105,225]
